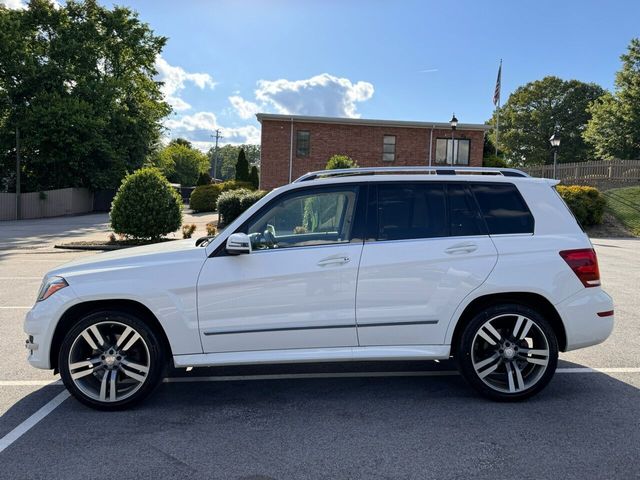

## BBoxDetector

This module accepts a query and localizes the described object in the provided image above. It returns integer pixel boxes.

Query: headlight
[37,276,68,302]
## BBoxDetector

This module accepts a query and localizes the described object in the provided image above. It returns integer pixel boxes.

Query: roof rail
[293,166,529,183]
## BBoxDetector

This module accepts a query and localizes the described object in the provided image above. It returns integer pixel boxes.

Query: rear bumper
[556,288,614,351]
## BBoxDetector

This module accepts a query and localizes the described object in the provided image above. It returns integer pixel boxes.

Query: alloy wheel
[471,313,550,394]
[67,321,151,403]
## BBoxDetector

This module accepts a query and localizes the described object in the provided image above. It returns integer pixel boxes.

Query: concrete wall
[0,188,94,221]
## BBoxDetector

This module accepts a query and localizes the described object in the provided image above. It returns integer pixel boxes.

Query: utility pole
[15,127,21,221]
[211,129,223,180]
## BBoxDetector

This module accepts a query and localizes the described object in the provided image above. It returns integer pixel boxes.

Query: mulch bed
[55,238,177,251]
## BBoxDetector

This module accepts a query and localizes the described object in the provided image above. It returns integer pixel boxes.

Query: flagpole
[495,59,502,157]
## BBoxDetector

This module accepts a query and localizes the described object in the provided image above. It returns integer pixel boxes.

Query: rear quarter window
[470,183,534,234]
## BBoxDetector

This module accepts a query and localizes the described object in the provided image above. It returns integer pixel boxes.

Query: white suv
[24,167,614,409]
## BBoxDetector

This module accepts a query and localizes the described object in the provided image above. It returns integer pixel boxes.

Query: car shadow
[0,359,638,479]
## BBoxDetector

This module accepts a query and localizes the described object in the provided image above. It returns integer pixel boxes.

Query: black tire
[58,310,166,410]
[456,303,558,401]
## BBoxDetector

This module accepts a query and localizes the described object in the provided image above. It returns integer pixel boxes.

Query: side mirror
[226,233,252,255]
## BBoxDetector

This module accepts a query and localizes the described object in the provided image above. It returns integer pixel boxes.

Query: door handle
[317,255,350,267]
[445,243,478,255]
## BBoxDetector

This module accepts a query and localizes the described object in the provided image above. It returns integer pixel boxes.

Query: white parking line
[0,389,70,455]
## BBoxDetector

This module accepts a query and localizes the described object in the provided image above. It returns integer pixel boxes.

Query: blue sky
[4,0,640,149]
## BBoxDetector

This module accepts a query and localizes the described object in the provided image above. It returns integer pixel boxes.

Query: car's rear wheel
[58,311,165,410]
[457,304,558,401]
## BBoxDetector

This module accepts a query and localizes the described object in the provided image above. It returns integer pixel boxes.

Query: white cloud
[165,111,260,149]
[0,0,26,9]
[228,95,260,120]
[254,73,374,118]
[155,56,216,112]
[0,0,60,9]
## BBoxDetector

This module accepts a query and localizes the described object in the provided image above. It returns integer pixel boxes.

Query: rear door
[355,182,498,346]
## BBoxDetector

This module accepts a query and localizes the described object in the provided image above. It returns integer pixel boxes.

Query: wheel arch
[50,299,173,372]
[449,292,567,355]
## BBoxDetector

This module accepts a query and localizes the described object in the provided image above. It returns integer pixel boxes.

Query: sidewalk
[0,210,218,250]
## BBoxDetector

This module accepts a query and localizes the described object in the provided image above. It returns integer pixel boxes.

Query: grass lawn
[604,186,640,236]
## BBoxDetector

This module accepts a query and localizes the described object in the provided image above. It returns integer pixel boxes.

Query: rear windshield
[470,183,534,234]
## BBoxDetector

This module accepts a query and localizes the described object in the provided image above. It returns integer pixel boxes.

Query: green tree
[249,165,259,189]
[151,143,209,186]
[169,138,193,149]
[326,154,357,170]
[0,0,170,192]
[210,144,260,180]
[584,38,640,159]
[487,76,605,166]
[235,147,250,181]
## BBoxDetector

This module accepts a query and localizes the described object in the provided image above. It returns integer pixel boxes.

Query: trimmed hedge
[218,189,268,226]
[110,167,182,240]
[556,185,606,227]
[189,180,254,212]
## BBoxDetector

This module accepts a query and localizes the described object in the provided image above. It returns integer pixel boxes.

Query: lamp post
[450,113,458,165]
[549,133,561,178]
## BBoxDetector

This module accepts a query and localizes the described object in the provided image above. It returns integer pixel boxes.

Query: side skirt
[173,345,451,368]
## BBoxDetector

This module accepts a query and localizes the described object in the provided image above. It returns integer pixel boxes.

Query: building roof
[255,113,491,132]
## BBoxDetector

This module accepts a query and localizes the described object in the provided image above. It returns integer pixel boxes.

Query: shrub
[110,167,182,240]
[189,184,220,212]
[556,185,606,227]
[218,189,268,226]
[182,223,197,239]
[249,165,259,189]
[189,180,256,212]
[326,154,357,170]
[196,172,212,186]
[206,222,217,236]
[483,155,508,168]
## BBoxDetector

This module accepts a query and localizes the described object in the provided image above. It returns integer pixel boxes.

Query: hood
[46,239,206,279]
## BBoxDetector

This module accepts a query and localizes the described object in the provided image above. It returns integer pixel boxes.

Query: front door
[356,182,498,346]
[198,184,364,353]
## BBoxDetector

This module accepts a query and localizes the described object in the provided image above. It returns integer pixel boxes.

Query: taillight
[559,249,601,288]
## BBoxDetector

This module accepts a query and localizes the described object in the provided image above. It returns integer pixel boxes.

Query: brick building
[257,113,490,190]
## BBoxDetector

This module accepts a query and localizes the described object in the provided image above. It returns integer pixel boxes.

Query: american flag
[493,60,502,106]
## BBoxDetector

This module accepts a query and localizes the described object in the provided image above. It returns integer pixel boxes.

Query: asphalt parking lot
[0,226,638,479]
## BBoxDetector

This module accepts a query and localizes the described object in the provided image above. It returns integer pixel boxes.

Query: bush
[556,185,606,227]
[182,223,197,239]
[326,154,357,170]
[249,165,259,189]
[483,155,508,168]
[189,180,255,212]
[218,189,268,226]
[110,167,182,240]
[196,172,212,186]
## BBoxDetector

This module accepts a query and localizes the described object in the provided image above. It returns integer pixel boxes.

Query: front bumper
[23,287,80,369]
[556,287,614,351]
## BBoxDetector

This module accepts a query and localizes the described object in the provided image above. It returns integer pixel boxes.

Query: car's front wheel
[456,304,559,401]
[58,311,165,410]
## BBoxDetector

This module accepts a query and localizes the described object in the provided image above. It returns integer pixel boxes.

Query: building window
[435,138,470,165]
[383,135,396,162]
[296,130,310,157]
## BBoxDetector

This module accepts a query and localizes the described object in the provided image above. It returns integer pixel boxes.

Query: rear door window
[470,183,534,234]
[376,183,447,241]
[447,183,485,236]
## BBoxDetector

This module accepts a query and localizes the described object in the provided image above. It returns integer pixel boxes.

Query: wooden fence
[0,188,93,221]
[521,159,640,185]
